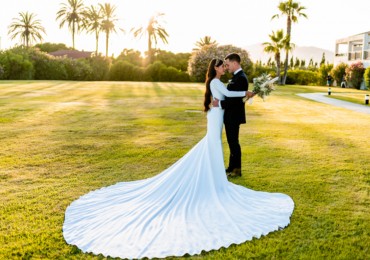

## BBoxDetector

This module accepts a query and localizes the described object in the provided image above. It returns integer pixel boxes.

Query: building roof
[336,31,370,44]
[49,50,93,59]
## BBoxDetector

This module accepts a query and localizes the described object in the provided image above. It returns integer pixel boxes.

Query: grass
[0,81,369,259]
[326,86,370,105]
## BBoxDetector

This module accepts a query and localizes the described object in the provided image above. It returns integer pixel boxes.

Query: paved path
[297,93,370,115]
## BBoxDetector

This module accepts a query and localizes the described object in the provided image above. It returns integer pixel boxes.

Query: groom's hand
[212,98,219,107]
[246,91,255,98]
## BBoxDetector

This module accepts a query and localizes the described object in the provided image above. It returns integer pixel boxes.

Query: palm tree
[99,3,118,57]
[195,36,217,49]
[8,12,46,47]
[263,30,289,84]
[82,5,102,56]
[131,13,169,62]
[56,0,85,49]
[272,0,307,84]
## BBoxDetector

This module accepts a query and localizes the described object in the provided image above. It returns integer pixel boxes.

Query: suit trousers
[225,122,241,170]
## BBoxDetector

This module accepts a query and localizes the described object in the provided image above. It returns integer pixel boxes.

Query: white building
[334,31,370,68]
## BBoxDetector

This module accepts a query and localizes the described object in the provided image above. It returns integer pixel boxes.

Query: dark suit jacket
[220,70,249,125]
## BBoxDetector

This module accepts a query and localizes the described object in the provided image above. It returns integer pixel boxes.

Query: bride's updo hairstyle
[204,58,223,112]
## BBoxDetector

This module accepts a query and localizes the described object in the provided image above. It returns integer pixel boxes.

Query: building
[49,50,93,59]
[334,31,370,68]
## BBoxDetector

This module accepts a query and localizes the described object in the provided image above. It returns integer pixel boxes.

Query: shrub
[63,58,93,80]
[331,63,348,86]
[0,65,4,79]
[345,62,365,89]
[0,49,34,79]
[158,66,190,82]
[88,56,110,81]
[285,70,319,85]
[317,63,334,86]
[363,66,370,89]
[109,60,138,81]
[144,61,167,81]
[30,49,67,80]
[250,63,276,82]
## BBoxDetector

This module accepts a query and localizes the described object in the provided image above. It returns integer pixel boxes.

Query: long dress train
[63,78,294,259]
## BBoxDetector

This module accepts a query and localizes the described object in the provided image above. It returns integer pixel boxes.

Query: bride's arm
[212,79,245,97]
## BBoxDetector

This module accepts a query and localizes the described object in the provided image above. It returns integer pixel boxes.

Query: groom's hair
[225,53,241,63]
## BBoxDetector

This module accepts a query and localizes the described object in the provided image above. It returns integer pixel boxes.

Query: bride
[63,58,294,259]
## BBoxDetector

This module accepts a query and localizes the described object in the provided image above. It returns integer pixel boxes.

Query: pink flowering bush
[345,62,365,89]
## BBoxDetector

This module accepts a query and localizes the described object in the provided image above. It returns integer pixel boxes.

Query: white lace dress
[63,78,294,259]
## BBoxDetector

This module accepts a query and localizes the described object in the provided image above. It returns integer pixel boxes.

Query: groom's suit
[220,69,249,172]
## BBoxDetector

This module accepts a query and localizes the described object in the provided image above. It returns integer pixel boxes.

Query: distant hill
[244,43,334,64]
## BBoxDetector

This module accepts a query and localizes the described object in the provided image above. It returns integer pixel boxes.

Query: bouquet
[243,74,279,104]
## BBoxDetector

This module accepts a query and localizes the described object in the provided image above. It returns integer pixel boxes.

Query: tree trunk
[282,17,292,85]
[95,32,99,56]
[282,51,289,85]
[148,36,152,63]
[276,54,281,84]
[72,22,75,49]
[105,31,109,57]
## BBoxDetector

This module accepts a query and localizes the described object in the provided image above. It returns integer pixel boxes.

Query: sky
[1,0,369,59]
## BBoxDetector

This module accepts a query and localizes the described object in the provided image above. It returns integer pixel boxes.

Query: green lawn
[0,81,369,259]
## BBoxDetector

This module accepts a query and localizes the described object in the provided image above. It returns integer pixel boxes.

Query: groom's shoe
[227,168,242,177]
[225,167,233,173]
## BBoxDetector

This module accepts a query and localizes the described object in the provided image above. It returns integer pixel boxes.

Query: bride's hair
[204,58,223,112]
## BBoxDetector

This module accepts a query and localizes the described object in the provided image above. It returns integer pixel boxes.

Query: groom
[213,53,254,177]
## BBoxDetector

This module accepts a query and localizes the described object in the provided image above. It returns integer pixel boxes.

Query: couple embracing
[63,53,294,259]
[208,52,255,177]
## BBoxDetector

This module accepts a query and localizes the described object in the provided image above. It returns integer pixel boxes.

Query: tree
[8,12,46,48]
[34,42,72,53]
[131,12,169,63]
[290,56,294,69]
[82,5,103,56]
[272,0,307,85]
[152,50,190,72]
[263,29,288,84]
[195,36,217,49]
[320,52,326,66]
[294,57,300,69]
[267,57,272,67]
[100,3,118,57]
[308,58,314,68]
[56,0,85,49]
[330,62,348,86]
[308,58,317,71]
[116,49,143,67]
[188,44,252,82]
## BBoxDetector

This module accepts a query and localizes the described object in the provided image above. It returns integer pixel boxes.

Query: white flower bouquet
[243,74,279,103]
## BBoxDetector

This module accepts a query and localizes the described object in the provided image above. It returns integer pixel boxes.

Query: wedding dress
[63,78,294,259]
